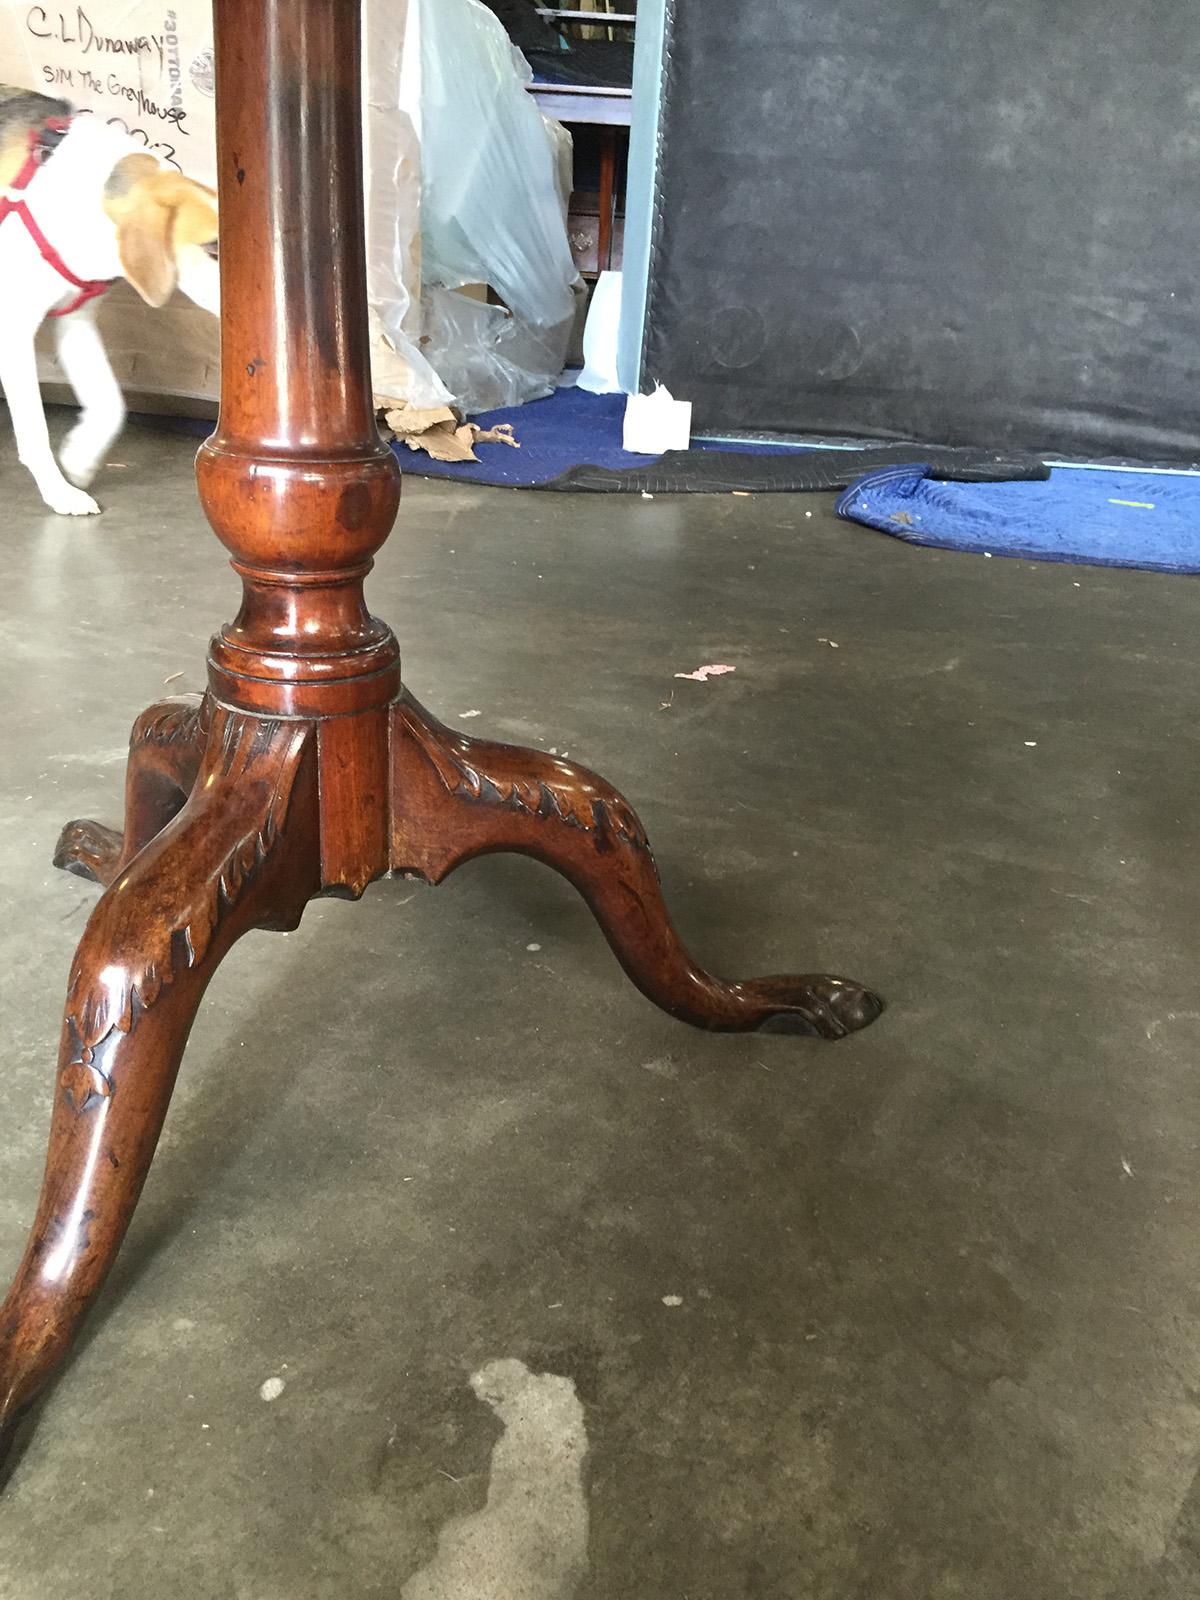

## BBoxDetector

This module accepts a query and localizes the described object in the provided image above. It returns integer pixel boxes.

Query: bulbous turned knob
[196,438,400,576]
[197,437,403,718]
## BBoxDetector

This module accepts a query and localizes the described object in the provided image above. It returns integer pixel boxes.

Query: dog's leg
[0,315,100,516]
[55,307,126,493]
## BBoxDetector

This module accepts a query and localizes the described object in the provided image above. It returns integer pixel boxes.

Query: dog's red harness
[0,118,115,317]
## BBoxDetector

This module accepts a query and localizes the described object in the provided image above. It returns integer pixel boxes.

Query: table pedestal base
[0,682,880,1468]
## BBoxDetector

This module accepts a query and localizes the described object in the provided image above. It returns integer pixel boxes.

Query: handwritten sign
[1,0,431,416]
[0,2,217,181]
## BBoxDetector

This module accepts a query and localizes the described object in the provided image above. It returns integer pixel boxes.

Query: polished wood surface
[0,0,880,1474]
[390,693,879,1037]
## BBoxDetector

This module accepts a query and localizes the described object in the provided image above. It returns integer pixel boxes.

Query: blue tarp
[393,384,788,487]
[837,465,1200,575]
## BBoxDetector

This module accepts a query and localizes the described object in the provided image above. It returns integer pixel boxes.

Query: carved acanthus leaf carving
[59,1059,114,1114]
[131,693,211,751]
[401,696,648,850]
[65,711,308,1062]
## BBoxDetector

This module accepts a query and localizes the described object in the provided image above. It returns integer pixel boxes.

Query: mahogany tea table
[0,0,881,1471]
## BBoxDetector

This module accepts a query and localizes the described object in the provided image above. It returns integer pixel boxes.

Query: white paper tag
[623,384,692,454]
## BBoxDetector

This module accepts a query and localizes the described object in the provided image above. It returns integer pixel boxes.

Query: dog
[0,87,219,515]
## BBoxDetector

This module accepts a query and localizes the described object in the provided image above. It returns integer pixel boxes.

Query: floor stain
[401,1358,589,1600]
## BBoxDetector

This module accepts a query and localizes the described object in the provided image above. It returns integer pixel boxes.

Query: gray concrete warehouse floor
[0,410,1198,1599]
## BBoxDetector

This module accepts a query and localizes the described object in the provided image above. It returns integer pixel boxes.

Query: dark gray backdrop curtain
[638,0,1200,461]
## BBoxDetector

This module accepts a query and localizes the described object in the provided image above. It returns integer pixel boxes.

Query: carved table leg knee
[0,707,318,1466]
[391,692,881,1039]
[53,695,213,887]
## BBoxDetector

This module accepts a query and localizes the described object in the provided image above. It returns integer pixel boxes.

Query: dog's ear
[116,204,178,307]
[103,154,179,308]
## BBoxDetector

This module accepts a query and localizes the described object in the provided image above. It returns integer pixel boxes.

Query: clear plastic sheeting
[364,0,452,410]
[412,0,582,413]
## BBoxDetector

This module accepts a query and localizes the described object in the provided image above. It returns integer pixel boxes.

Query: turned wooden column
[195,0,403,901]
[198,0,401,723]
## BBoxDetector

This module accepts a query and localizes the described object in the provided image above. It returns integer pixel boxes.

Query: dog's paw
[44,483,101,516]
[58,429,103,489]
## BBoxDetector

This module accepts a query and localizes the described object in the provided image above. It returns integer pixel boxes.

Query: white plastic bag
[411,0,582,412]
[364,0,453,409]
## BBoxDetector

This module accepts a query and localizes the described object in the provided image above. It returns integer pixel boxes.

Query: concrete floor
[0,410,1198,1599]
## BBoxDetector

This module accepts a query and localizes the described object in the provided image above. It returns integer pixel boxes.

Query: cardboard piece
[380,403,520,463]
